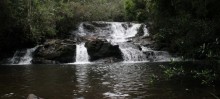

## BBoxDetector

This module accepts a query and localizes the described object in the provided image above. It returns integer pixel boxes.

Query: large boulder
[85,39,123,61]
[32,39,76,64]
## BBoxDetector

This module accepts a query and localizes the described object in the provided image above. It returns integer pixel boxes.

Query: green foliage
[76,0,125,21]
[164,66,185,79]
[160,63,218,86]
[149,74,159,84]
[29,0,57,40]
[192,69,217,85]
[0,0,125,58]
[125,0,220,59]
[124,0,148,22]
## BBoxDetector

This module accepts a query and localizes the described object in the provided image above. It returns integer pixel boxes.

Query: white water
[78,23,87,36]
[74,22,177,63]
[9,51,20,64]
[109,22,148,62]
[10,46,38,65]
[18,46,38,65]
[110,22,141,42]
[75,43,90,64]
[120,48,147,62]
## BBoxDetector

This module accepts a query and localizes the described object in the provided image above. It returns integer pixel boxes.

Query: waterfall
[10,46,38,65]
[109,22,148,62]
[117,43,148,62]
[75,43,90,64]
[9,51,20,64]
[73,22,177,63]
[120,48,147,62]
[18,46,38,65]
[110,22,141,42]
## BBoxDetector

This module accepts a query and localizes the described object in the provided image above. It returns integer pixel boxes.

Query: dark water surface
[0,63,219,99]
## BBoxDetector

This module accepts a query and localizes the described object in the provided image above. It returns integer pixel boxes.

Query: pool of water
[0,62,219,99]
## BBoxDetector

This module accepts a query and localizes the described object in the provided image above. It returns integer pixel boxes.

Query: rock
[136,24,145,37]
[31,57,58,64]
[92,57,122,63]
[32,39,76,64]
[144,51,156,62]
[122,23,132,29]
[83,23,96,32]
[85,39,123,61]
[27,94,43,99]
[91,22,110,27]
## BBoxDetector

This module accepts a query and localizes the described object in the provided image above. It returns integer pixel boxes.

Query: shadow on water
[0,62,220,99]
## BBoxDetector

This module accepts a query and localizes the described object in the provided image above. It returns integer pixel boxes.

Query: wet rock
[85,39,123,61]
[144,51,156,62]
[2,93,14,98]
[91,22,110,27]
[122,23,132,29]
[136,24,145,37]
[27,94,43,99]
[31,57,58,64]
[92,57,123,63]
[32,39,76,64]
[83,23,96,32]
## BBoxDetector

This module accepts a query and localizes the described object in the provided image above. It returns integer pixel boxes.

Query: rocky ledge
[85,39,123,62]
[32,39,76,64]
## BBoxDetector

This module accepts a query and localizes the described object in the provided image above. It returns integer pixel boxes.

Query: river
[0,62,219,99]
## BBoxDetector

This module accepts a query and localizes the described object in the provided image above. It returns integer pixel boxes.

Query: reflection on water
[0,63,219,99]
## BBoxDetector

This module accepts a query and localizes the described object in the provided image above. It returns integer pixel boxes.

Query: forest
[124,0,220,60]
[0,0,220,60]
[0,0,125,59]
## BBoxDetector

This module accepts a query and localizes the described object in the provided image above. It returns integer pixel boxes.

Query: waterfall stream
[18,46,38,65]
[75,43,90,64]
[10,46,38,65]
[109,22,148,62]
[110,22,141,42]
[74,22,176,63]
[8,22,176,65]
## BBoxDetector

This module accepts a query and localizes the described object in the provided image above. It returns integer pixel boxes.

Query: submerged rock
[27,94,43,99]
[32,39,76,64]
[85,39,123,61]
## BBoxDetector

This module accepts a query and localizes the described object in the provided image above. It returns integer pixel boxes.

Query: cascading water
[110,22,141,42]
[74,21,178,63]
[18,46,38,65]
[120,48,147,62]
[9,51,20,64]
[117,43,147,62]
[109,22,148,62]
[10,46,38,65]
[75,43,90,64]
